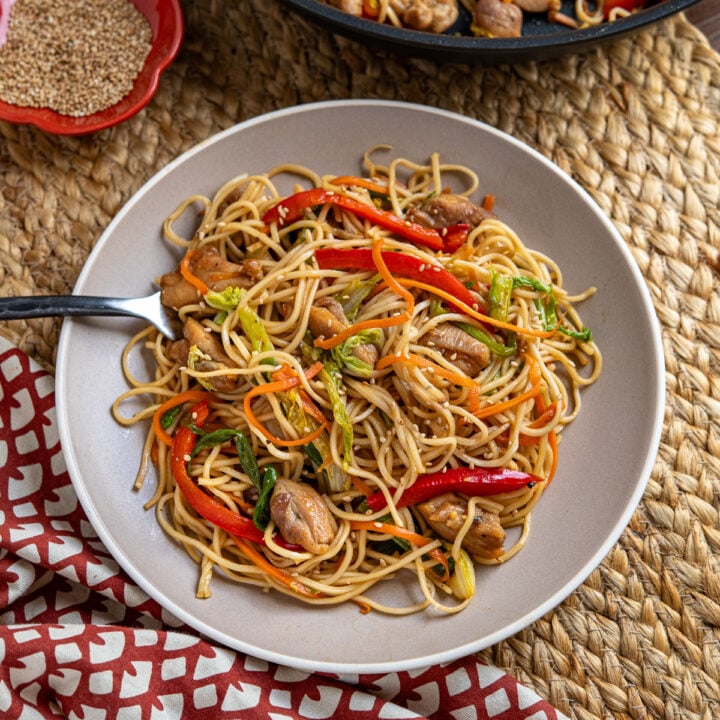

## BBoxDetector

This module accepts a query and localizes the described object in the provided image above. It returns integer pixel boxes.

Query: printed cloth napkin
[0,337,568,720]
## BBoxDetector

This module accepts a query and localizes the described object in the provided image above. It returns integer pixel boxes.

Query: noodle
[113,151,601,615]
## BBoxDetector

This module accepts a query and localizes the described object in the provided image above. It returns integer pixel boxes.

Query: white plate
[56,100,664,673]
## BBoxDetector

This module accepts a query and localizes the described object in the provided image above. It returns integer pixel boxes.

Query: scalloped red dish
[0,0,183,135]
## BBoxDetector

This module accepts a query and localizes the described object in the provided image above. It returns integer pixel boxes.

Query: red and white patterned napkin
[0,337,568,719]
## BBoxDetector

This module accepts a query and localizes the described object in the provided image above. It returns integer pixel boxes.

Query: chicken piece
[270,478,337,554]
[308,297,379,370]
[407,193,494,230]
[513,0,549,11]
[512,0,576,25]
[178,316,238,392]
[167,338,190,364]
[421,324,490,377]
[473,0,523,37]
[160,246,263,309]
[159,269,199,310]
[308,297,347,340]
[417,492,505,560]
[389,0,458,32]
[328,0,363,14]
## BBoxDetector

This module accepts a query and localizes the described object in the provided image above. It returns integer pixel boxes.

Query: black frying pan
[281,0,701,63]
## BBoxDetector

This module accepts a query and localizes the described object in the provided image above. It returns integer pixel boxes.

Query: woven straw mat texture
[1,1,719,718]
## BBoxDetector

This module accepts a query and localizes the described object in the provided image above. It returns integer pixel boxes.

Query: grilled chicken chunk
[421,324,491,377]
[308,297,379,370]
[168,317,238,392]
[389,0,458,33]
[327,0,362,13]
[308,297,347,339]
[416,492,505,560]
[473,0,523,38]
[160,245,263,309]
[408,193,494,229]
[270,478,337,554]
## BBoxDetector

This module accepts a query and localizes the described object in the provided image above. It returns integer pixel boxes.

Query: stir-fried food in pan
[324,0,657,37]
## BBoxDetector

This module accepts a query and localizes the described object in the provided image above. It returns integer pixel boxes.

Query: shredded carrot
[313,316,407,350]
[349,520,449,581]
[298,395,328,425]
[350,475,374,498]
[377,351,478,392]
[482,194,495,211]
[467,387,481,415]
[330,175,391,196]
[546,427,559,483]
[233,536,319,597]
[393,278,556,339]
[270,362,323,383]
[350,519,432,546]
[371,238,415,307]
[314,238,414,350]
[180,249,210,296]
[152,389,215,447]
[316,454,334,473]
[472,353,543,420]
[375,352,543,423]
[272,364,328,425]
[354,600,373,614]
[496,402,557,447]
[535,394,559,484]
[376,352,482,415]
[528,402,557,429]
[244,362,329,446]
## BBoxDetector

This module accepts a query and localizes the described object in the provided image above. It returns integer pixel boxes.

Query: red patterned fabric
[0,339,568,719]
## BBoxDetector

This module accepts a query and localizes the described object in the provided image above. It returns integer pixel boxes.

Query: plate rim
[56,99,666,673]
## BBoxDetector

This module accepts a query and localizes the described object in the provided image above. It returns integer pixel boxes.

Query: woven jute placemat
[1,1,719,717]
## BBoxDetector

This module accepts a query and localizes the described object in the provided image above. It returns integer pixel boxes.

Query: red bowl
[0,0,184,135]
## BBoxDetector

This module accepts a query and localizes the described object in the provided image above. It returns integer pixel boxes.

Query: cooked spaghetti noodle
[113,150,601,615]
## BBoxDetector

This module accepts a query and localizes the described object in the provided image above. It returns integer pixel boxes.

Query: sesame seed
[0,0,152,117]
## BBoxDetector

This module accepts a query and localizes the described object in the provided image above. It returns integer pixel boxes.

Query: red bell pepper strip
[171,424,268,545]
[171,403,305,550]
[364,466,543,512]
[442,223,471,253]
[262,188,469,253]
[602,0,646,18]
[314,246,483,315]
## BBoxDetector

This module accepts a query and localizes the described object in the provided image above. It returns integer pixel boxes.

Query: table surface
[685,0,720,49]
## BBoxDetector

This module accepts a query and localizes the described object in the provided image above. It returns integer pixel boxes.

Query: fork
[0,291,182,341]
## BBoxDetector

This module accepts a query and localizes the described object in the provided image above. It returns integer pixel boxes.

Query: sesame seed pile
[0,0,152,117]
